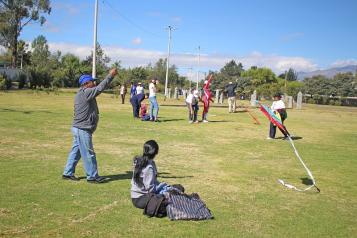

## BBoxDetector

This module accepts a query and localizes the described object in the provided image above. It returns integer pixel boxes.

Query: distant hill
[297,65,357,80]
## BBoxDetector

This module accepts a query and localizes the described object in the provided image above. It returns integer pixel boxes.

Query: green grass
[0,90,356,237]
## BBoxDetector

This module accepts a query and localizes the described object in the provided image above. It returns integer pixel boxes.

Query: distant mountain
[297,65,357,80]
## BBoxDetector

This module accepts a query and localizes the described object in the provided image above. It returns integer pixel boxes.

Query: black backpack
[143,193,167,218]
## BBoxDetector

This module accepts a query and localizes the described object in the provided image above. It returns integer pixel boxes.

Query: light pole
[164,26,175,99]
[92,0,99,79]
[196,46,200,89]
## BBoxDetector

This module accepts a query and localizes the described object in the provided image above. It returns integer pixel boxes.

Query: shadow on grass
[157,118,184,122]
[276,136,303,140]
[0,108,55,114]
[158,171,194,179]
[205,120,232,123]
[301,177,314,185]
[78,171,133,183]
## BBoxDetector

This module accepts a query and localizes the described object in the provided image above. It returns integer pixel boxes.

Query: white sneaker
[266,137,273,140]
[203,120,209,123]
[188,120,193,123]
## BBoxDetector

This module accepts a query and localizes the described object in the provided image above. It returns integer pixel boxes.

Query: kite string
[287,136,316,184]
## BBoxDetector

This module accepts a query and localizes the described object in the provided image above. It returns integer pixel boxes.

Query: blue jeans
[63,127,99,180]
[149,96,159,120]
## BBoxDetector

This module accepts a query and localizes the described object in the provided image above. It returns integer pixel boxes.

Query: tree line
[1,0,357,101]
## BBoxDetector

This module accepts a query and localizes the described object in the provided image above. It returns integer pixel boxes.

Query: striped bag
[166,193,213,220]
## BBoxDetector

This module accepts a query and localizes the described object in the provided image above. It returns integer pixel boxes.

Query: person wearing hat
[225,81,238,113]
[62,68,118,183]
[136,82,144,95]
[267,93,288,139]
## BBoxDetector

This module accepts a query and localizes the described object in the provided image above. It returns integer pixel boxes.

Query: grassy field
[0,90,356,238]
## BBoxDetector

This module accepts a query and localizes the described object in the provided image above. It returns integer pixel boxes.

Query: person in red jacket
[201,74,214,122]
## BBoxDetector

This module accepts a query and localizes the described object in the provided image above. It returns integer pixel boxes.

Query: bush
[18,73,27,89]
[307,98,315,104]
[328,100,335,105]
[0,74,5,90]
[0,73,12,90]
[334,100,342,106]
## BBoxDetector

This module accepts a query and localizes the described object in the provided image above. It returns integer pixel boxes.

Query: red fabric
[202,75,213,114]
[259,106,289,135]
[140,103,147,117]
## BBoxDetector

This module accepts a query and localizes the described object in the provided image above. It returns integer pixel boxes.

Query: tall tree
[0,0,51,67]
[29,35,51,87]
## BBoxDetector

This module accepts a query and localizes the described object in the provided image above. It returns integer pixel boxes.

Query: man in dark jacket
[130,93,149,118]
[225,82,238,113]
[62,68,118,183]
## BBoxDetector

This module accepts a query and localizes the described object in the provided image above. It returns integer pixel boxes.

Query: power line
[102,0,163,38]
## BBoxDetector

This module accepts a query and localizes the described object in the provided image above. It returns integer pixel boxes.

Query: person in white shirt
[148,78,159,121]
[120,84,127,104]
[185,89,199,123]
[136,82,144,95]
[268,94,288,139]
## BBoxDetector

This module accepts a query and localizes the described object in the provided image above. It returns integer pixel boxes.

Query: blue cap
[79,74,94,85]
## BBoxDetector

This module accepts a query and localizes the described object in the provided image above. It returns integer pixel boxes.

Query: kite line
[258,102,320,192]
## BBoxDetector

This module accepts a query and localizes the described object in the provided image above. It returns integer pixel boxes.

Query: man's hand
[109,68,118,77]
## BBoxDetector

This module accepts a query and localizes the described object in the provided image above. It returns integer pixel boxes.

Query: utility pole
[188,67,192,89]
[92,0,99,79]
[196,46,200,89]
[164,26,175,99]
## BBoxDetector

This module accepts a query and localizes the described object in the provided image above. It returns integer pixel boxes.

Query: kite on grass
[258,101,320,193]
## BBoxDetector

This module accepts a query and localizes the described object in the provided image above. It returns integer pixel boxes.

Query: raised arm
[85,68,118,100]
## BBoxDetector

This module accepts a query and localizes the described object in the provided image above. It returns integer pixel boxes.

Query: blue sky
[19,0,357,75]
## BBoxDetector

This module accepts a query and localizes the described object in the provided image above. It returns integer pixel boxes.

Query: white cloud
[132,37,142,45]
[331,59,357,67]
[46,42,318,74]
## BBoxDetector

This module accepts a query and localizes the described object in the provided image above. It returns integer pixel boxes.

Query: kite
[259,102,320,192]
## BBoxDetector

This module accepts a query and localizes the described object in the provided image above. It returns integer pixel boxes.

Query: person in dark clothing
[130,93,149,118]
[63,68,118,183]
[225,82,238,113]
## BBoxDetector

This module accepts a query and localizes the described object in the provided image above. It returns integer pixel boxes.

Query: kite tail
[278,136,320,192]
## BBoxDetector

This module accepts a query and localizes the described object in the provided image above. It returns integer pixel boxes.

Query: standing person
[130,93,149,118]
[149,78,159,122]
[267,93,288,139]
[136,82,144,95]
[185,89,194,123]
[62,68,118,183]
[192,90,200,123]
[130,82,136,98]
[120,84,127,104]
[185,89,199,123]
[202,75,214,122]
[225,81,238,113]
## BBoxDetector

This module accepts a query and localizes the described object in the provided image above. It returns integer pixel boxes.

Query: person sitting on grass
[130,140,183,209]
[140,103,151,121]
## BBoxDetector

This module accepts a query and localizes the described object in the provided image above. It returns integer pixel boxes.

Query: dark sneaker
[87,176,106,184]
[62,175,80,181]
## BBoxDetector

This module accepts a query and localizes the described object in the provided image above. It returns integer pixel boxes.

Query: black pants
[269,118,287,138]
[121,94,125,104]
[130,101,140,118]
